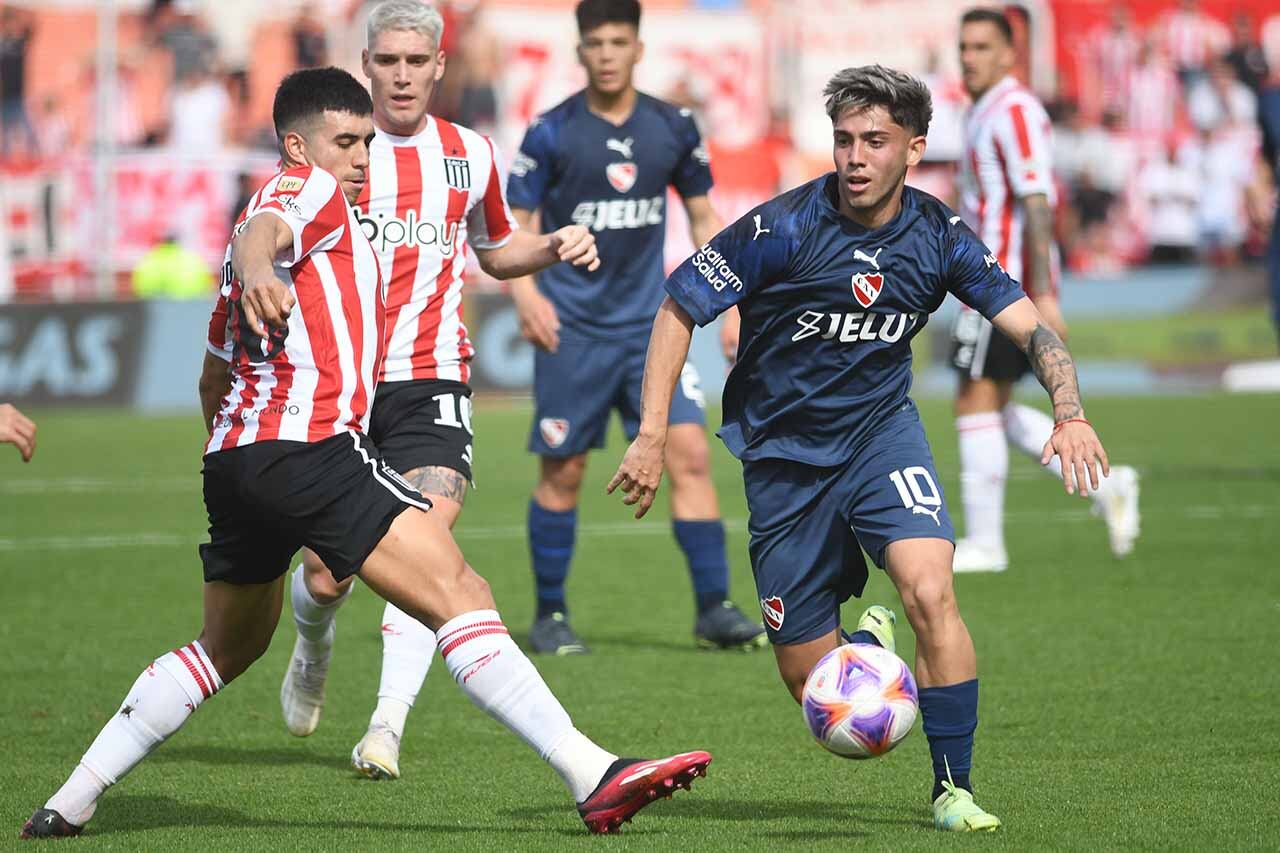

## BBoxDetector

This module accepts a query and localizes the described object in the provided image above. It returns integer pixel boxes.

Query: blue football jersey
[665,178,1024,466]
[506,91,713,341]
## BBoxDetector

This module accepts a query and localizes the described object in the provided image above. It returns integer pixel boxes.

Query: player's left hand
[548,225,600,272]
[607,433,666,519]
[1042,418,1109,498]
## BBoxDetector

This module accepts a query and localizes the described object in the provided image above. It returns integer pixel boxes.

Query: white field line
[0,505,1268,553]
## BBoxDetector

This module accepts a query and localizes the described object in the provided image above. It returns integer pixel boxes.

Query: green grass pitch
[3,393,1279,850]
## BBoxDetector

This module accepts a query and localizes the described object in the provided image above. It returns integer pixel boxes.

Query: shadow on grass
[504,795,922,832]
[151,744,343,770]
[92,795,581,838]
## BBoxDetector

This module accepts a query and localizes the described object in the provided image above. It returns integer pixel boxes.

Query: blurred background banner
[1,0,1277,403]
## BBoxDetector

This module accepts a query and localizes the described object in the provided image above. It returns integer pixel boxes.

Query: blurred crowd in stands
[1,0,1278,299]
[1050,0,1279,271]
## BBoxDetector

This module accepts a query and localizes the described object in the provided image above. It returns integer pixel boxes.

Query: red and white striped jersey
[357,116,517,384]
[205,165,385,454]
[1159,10,1229,71]
[958,76,1057,293]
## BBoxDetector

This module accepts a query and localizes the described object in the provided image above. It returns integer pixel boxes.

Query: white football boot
[280,626,333,737]
[1094,465,1140,557]
[951,538,1008,573]
[352,724,402,780]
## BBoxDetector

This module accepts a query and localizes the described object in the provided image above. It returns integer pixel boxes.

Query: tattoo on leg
[402,466,468,504]
[1027,323,1083,421]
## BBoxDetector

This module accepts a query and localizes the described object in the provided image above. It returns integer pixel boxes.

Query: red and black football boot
[577,750,711,834]
[19,809,83,840]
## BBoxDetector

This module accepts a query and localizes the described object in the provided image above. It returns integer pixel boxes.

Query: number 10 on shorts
[888,467,942,526]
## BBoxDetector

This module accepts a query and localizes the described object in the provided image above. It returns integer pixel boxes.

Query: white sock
[956,412,1008,550]
[290,565,349,656]
[438,609,615,801]
[45,642,223,826]
[1002,403,1116,500]
[372,601,437,737]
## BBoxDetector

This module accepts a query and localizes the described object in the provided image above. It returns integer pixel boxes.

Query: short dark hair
[576,0,641,34]
[824,65,933,136]
[272,66,372,141]
[961,7,1013,44]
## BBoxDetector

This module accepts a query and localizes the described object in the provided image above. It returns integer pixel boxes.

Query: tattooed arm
[1021,193,1068,340]
[991,296,1110,497]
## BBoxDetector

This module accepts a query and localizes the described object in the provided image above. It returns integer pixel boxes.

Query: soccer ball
[802,643,918,759]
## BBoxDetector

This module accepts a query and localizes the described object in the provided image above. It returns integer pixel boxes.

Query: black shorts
[948,309,1030,382]
[369,379,474,482]
[199,431,432,586]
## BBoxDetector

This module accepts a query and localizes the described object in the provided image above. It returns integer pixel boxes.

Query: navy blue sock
[528,500,576,619]
[842,629,881,647]
[672,520,730,614]
[919,678,978,801]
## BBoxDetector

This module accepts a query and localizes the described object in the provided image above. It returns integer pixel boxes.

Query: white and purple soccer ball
[802,643,919,759]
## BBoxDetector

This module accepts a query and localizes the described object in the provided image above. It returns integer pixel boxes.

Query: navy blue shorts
[743,401,954,646]
[528,339,706,456]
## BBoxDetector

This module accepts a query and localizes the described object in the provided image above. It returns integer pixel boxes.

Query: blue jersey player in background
[506,0,764,655]
[609,66,1113,832]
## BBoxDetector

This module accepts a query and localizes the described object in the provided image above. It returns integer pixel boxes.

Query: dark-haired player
[949,8,1139,572]
[506,0,764,655]
[610,64,1114,831]
[21,66,708,840]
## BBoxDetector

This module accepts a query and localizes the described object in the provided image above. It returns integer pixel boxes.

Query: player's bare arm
[991,296,1109,497]
[197,352,232,435]
[473,222,600,281]
[607,296,695,518]
[505,207,563,352]
[0,403,37,462]
[231,214,297,334]
[1021,192,1067,340]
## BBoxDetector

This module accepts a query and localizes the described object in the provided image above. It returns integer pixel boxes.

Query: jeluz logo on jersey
[692,244,743,293]
[792,310,920,344]
[357,208,460,256]
[571,197,664,232]
[760,596,785,631]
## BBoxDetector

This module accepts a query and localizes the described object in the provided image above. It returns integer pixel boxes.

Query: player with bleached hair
[264,0,602,782]
[611,63,1114,832]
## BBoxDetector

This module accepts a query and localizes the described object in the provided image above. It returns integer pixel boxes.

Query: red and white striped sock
[438,610,614,801]
[44,642,224,827]
[957,413,1008,550]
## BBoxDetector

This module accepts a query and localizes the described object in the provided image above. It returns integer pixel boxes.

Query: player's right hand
[0,403,37,462]
[514,286,561,352]
[241,276,296,336]
[607,433,666,519]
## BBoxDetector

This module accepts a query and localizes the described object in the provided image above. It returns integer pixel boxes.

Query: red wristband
[1052,417,1091,432]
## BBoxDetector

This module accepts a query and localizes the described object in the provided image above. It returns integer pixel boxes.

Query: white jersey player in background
[277,0,600,779]
[948,8,1139,573]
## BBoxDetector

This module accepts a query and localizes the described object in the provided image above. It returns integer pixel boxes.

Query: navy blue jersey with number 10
[664,176,1024,468]
[506,91,714,342]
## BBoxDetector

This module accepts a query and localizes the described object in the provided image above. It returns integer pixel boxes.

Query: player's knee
[667,436,712,483]
[538,456,586,505]
[898,575,957,641]
[302,551,349,605]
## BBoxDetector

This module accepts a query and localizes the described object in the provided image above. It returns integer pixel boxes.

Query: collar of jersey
[819,173,919,238]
